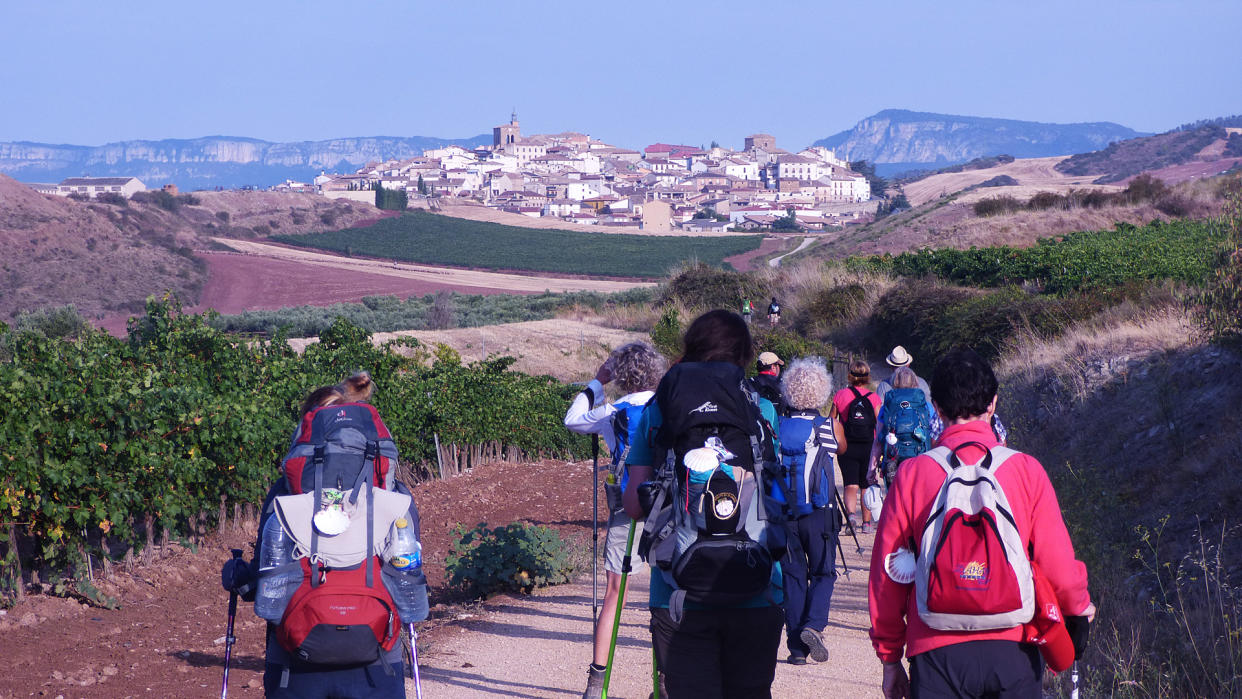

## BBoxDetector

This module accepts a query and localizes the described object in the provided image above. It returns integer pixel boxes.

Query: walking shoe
[848,512,861,533]
[800,627,830,663]
[582,664,606,699]
[787,652,807,665]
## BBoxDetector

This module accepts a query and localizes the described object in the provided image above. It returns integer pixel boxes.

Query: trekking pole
[834,488,863,554]
[652,646,660,699]
[220,548,242,699]
[591,434,600,623]
[1070,660,1079,699]
[601,520,636,699]
[408,623,424,699]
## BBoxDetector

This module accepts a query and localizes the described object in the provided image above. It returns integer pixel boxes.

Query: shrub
[444,522,577,599]
[794,283,867,336]
[973,195,1022,217]
[659,263,766,311]
[650,307,683,358]
[1196,199,1242,345]
[215,211,230,223]
[96,192,128,207]
[1027,191,1066,211]
[751,327,833,368]
[320,211,337,226]
[12,305,90,340]
[978,175,1018,188]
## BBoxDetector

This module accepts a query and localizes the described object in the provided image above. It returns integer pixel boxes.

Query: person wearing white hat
[875,345,932,405]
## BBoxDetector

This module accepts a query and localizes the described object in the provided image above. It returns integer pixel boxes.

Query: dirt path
[418,532,881,698]
[210,238,655,294]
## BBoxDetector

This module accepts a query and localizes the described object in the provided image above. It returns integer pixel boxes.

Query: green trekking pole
[652,646,660,699]
[600,519,636,698]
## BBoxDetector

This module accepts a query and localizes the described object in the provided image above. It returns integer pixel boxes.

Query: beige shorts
[603,509,643,575]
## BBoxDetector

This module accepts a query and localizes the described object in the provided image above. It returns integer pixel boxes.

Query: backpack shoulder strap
[924,446,953,475]
[849,386,862,401]
[987,445,1020,472]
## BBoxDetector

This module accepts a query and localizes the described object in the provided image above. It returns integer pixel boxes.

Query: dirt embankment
[0,176,381,323]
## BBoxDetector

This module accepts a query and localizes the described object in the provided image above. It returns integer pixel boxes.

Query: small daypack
[879,387,931,482]
[915,442,1034,631]
[774,411,837,518]
[271,402,411,667]
[843,387,877,444]
[603,397,651,512]
[638,362,786,617]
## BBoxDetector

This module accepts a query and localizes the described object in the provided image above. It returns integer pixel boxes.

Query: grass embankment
[271,210,763,278]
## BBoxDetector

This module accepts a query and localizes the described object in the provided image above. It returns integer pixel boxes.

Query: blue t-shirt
[628,400,784,610]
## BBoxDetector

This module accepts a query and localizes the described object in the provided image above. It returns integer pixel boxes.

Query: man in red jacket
[868,347,1095,698]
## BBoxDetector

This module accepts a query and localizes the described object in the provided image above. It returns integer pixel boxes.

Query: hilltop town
[299,113,874,232]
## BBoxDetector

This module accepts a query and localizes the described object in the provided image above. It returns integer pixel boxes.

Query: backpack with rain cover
[915,442,1033,631]
[637,362,786,619]
[267,402,415,672]
[879,387,931,484]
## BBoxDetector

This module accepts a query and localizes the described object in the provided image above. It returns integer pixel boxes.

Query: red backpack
[915,442,1034,631]
[274,402,404,665]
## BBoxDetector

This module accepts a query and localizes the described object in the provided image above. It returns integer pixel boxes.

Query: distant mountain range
[0,134,490,190]
[815,109,1148,176]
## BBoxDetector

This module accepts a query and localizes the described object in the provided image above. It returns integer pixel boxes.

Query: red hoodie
[868,420,1092,662]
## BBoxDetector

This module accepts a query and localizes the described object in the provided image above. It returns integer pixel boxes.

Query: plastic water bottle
[255,515,301,622]
[384,517,427,623]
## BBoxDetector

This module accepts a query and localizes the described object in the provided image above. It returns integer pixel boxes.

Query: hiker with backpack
[741,296,754,324]
[868,367,934,489]
[563,341,666,699]
[621,309,786,699]
[772,357,846,666]
[767,297,781,326]
[748,351,787,418]
[220,373,427,698]
[830,359,882,534]
[868,347,1094,699]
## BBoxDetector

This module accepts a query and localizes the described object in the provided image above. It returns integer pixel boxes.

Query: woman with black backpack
[622,309,785,699]
[830,359,882,534]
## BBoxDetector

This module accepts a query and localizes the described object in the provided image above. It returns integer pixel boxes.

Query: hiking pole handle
[221,548,243,699]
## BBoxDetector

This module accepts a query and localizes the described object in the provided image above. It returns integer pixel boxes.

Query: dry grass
[996,304,1196,403]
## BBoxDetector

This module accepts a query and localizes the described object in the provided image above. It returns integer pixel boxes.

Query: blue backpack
[609,398,650,493]
[879,387,932,482]
[775,411,836,517]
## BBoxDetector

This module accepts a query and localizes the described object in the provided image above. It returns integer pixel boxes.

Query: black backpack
[842,387,877,444]
[638,362,786,615]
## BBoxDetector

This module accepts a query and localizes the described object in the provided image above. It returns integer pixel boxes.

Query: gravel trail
[415,530,882,698]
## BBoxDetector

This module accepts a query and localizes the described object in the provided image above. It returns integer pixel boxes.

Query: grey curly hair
[780,357,833,411]
[608,341,666,394]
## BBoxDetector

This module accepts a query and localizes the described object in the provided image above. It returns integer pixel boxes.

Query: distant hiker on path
[774,357,846,666]
[741,296,754,324]
[830,359,882,533]
[564,342,666,699]
[623,310,786,698]
[868,347,1095,699]
[767,297,782,326]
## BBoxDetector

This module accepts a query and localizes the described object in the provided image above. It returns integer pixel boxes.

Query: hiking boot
[787,652,807,665]
[800,627,830,663]
[582,664,606,699]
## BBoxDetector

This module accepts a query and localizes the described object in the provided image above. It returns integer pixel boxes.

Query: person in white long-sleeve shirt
[564,341,666,699]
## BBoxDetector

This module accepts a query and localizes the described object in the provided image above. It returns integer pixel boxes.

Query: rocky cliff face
[816,109,1145,167]
[0,134,490,189]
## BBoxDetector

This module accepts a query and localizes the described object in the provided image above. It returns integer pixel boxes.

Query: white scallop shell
[684,447,720,473]
[313,508,351,536]
[884,547,917,584]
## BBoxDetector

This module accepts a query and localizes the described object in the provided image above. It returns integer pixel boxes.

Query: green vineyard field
[271,210,763,277]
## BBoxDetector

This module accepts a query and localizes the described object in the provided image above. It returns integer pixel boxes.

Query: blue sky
[4,1,1239,150]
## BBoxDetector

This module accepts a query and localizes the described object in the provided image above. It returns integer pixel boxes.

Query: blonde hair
[848,358,871,387]
[780,357,833,411]
[890,366,919,389]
